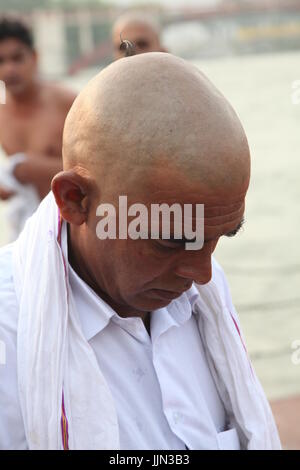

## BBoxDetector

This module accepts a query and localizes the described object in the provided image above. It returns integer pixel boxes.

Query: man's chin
[132,289,183,311]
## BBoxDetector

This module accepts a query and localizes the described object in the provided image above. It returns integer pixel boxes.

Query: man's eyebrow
[154,217,245,244]
[225,217,245,238]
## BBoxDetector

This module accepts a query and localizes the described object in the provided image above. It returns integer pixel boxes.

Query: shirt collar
[68,263,117,341]
[145,288,197,344]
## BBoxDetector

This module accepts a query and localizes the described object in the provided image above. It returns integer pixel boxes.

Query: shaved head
[54,53,250,317]
[63,52,250,195]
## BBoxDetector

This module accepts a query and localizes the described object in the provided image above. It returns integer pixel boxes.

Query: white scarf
[12,193,281,450]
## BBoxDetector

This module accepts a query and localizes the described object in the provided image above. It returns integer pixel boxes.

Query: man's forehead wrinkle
[204,211,245,228]
[143,180,246,203]
[144,169,247,206]
[204,201,245,216]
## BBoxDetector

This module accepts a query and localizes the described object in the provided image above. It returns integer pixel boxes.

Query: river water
[197,50,300,399]
[0,50,299,399]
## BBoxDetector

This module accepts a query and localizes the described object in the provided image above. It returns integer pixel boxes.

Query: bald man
[0,53,281,450]
[112,13,166,59]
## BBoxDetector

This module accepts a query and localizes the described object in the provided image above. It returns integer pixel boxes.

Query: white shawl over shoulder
[13,193,119,450]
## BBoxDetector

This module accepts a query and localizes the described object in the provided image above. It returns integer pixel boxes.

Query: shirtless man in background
[0,18,76,203]
[112,13,167,60]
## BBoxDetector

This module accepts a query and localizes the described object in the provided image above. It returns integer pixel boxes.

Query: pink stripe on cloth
[57,210,70,450]
[61,392,69,450]
[230,312,254,377]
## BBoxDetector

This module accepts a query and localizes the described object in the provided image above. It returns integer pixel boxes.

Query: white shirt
[0,243,240,450]
[69,265,229,450]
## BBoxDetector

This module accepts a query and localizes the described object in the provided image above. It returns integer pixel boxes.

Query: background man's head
[52,53,250,315]
[112,13,166,60]
[0,18,37,96]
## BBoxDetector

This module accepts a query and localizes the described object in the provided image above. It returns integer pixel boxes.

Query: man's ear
[51,170,90,226]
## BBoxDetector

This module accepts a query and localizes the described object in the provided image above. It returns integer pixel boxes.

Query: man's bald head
[112,13,165,59]
[63,52,250,196]
[54,53,251,315]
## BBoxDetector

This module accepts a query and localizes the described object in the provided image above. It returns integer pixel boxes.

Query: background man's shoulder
[44,82,77,112]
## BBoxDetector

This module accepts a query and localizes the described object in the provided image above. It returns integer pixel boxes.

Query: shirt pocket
[217,428,240,450]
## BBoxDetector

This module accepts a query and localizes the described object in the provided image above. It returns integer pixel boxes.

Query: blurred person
[0,18,76,239]
[112,12,167,60]
[0,53,281,450]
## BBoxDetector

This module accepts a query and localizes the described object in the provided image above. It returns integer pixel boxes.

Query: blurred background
[0,0,299,449]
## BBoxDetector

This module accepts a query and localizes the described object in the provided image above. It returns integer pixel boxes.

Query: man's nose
[175,261,212,285]
[174,241,216,285]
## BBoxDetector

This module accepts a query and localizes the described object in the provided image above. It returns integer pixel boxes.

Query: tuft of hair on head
[0,17,34,50]
[119,36,136,57]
